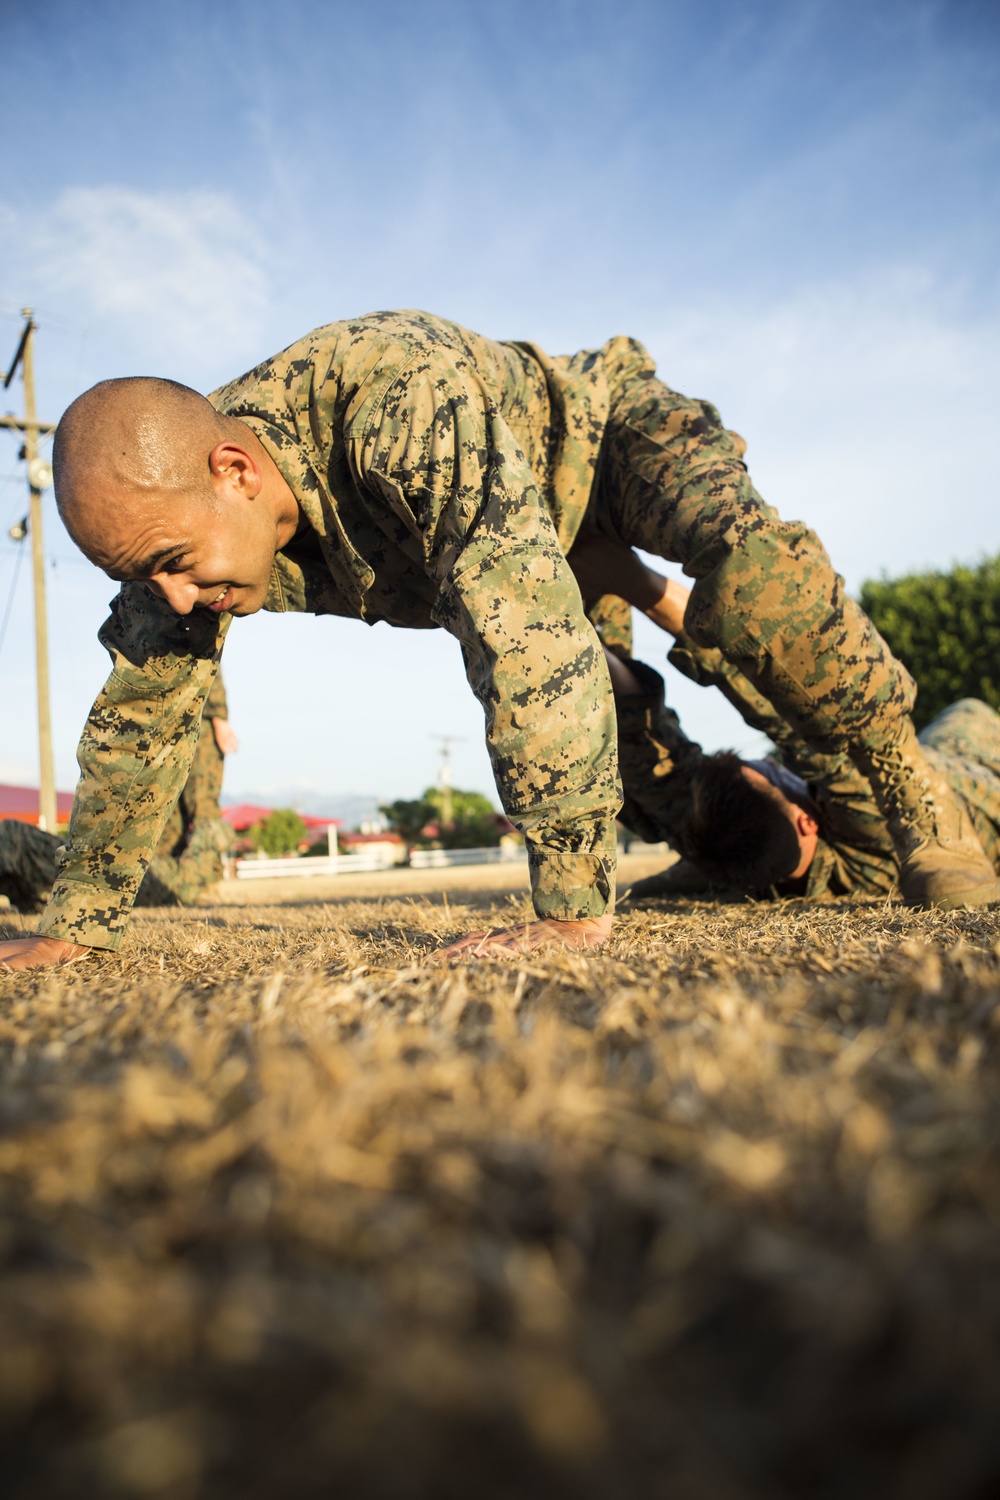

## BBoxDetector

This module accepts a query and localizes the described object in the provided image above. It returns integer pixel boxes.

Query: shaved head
[53,377,241,547]
[50,376,300,618]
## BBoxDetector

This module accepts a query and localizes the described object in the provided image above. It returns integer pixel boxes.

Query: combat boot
[856,718,1000,909]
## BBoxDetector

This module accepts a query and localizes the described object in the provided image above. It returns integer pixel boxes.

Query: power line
[0,538,26,661]
[0,299,86,337]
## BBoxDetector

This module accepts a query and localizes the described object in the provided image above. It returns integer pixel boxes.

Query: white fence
[409,845,527,869]
[235,850,398,880]
[235,844,527,880]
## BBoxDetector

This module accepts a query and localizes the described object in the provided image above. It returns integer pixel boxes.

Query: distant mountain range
[222,790,383,828]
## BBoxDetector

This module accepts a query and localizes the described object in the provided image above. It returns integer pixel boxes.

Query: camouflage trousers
[0,718,231,915]
[591,375,915,752]
[613,681,1000,886]
[157,713,225,856]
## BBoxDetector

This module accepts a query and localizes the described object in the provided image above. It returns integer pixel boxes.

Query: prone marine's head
[682,751,820,892]
[53,377,299,617]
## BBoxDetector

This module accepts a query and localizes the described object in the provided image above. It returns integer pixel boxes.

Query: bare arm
[567,531,690,636]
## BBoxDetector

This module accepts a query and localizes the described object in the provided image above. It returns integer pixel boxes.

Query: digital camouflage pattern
[154,669,227,855]
[38,310,915,948]
[1,675,233,916]
[585,592,633,660]
[38,585,230,944]
[919,700,1000,871]
[142,670,232,905]
[609,624,1000,897]
[591,377,915,748]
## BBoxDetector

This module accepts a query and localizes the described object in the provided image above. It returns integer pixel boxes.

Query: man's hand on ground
[0,936,92,973]
[434,914,612,960]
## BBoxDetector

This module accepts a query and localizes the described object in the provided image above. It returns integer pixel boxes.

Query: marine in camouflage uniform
[0,674,233,914]
[609,627,1000,898]
[28,311,990,952]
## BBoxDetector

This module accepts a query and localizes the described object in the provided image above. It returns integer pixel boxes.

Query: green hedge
[859,556,1000,730]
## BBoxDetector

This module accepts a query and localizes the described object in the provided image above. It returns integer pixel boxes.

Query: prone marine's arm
[36,584,230,950]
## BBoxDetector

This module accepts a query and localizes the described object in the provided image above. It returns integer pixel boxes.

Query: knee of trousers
[682,522,917,745]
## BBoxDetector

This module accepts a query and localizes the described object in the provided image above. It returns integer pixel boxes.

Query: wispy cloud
[0,187,270,378]
[640,265,1000,588]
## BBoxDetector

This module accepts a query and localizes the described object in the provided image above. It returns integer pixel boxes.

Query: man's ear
[794,807,819,838]
[209,441,262,496]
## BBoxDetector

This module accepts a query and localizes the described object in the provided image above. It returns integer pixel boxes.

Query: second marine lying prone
[579,557,1000,903]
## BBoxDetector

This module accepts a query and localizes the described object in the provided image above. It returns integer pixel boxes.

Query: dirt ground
[2,858,1000,1499]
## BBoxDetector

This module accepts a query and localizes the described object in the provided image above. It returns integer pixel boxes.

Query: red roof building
[222,803,342,833]
[337,830,405,847]
[0,783,76,827]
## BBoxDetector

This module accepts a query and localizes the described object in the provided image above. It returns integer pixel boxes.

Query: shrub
[859,556,1000,730]
[380,789,503,850]
[424,787,502,849]
[249,809,307,857]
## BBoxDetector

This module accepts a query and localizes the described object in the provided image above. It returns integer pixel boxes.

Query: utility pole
[431,734,464,828]
[3,310,57,831]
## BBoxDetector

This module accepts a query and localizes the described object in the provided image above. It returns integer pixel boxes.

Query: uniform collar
[237,409,376,616]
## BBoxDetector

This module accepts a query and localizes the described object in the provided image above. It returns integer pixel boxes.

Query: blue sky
[1,0,998,809]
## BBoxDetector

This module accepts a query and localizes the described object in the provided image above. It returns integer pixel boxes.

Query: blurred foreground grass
[2,875,1000,1498]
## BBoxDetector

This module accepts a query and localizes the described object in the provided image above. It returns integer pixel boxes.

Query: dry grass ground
[2,857,1000,1499]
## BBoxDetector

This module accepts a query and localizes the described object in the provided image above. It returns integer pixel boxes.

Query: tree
[859,556,1000,730]
[424,786,502,849]
[379,797,437,849]
[379,788,503,850]
[250,809,307,857]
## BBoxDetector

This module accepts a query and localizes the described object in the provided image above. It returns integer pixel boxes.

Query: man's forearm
[38,672,211,948]
[366,369,622,922]
[37,586,229,950]
[438,543,621,921]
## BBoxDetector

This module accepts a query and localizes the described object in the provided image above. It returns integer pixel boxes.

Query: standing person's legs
[180,715,226,829]
[138,717,230,907]
[589,376,999,908]
[150,714,223,864]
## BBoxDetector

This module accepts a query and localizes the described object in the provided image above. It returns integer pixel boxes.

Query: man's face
[741,765,820,880]
[76,473,280,618]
